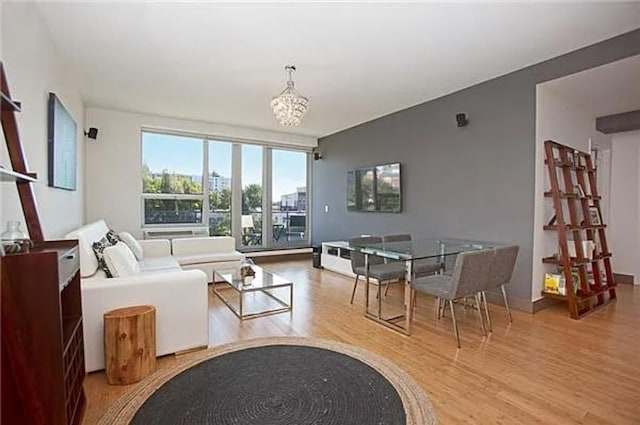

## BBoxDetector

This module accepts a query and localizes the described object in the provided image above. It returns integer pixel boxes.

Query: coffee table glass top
[214,265,292,292]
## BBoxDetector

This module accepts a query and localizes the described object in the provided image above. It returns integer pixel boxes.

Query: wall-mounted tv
[48,92,77,191]
[347,162,401,212]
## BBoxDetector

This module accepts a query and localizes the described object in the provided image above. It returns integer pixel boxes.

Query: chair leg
[501,285,513,323]
[474,293,487,336]
[409,288,416,322]
[385,280,391,296]
[482,291,492,333]
[448,300,461,349]
[435,297,441,319]
[441,297,447,318]
[350,275,359,305]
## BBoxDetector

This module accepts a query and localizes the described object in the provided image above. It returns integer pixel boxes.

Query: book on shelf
[544,273,565,295]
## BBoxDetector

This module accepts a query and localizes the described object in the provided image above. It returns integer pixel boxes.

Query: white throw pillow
[119,231,144,260]
[103,242,140,278]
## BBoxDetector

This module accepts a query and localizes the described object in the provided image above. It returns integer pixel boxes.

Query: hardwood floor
[83,260,640,424]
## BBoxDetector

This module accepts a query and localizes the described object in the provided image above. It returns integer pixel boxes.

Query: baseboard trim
[478,291,535,314]
[613,272,635,285]
[532,296,563,313]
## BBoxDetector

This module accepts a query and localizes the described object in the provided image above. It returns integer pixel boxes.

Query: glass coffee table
[213,265,293,320]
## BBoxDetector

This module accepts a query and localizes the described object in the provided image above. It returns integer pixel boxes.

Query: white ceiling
[543,54,640,118]
[35,2,640,137]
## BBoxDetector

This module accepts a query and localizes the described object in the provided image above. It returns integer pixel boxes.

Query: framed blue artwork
[47,92,77,191]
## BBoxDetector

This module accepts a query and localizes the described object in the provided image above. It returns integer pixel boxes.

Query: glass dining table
[329,238,500,335]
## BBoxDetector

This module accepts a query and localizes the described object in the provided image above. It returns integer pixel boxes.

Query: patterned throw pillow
[92,237,113,278]
[105,229,121,245]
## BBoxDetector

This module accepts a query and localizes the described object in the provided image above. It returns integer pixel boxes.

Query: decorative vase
[239,258,256,286]
[1,221,31,253]
[1,221,28,242]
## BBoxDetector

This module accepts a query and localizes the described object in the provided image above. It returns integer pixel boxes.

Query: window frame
[140,129,312,248]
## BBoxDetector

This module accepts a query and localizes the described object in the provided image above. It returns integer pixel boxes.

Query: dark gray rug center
[131,345,406,425]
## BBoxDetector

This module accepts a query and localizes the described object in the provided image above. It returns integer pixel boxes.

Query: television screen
[48,93,77,191]
[347,162,401,212]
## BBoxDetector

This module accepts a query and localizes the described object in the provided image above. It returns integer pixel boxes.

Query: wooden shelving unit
[541,140,616,319]
[1,61,85,424]
[2,241,86,425]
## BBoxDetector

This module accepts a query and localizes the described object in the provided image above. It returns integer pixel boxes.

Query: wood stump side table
[104,305,157,385]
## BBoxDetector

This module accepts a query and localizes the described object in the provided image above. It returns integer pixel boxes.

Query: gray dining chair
[381,234,440,296]
[411,249,494,348]
[349,236,406,305]
[480,245,519,332]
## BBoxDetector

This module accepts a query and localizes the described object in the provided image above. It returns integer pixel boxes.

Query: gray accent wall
[312,29,640,310]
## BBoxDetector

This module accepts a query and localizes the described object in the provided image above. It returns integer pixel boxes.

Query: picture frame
[47,93,77,191]
[588,206,602,226]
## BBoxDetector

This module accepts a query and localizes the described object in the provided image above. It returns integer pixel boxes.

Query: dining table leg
[404,259,413,334]
[364,253,370,315]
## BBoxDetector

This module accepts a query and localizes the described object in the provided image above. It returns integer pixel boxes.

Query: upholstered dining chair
[411,249,494,348]
[348,236,405,305]
[480,245,519,332]
[381,234,441,296]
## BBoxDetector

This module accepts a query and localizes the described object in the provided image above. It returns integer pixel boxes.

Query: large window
[141,130,310,250]
[142,133,204,225]
[208,141,232,236]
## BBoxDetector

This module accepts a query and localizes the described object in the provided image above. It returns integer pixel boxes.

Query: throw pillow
[105,229,121,245]
[119,231,144,260]
[92,237,113,278]
[103,242,140,278]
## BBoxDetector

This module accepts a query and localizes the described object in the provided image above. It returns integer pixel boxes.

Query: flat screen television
[347,162,401,212]
[48,92,77,191]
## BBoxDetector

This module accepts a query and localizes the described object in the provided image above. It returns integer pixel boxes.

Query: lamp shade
[241,215,254,229]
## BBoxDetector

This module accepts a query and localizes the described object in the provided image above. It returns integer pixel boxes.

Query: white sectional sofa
[172,236,245,282]
[66,220,210,372]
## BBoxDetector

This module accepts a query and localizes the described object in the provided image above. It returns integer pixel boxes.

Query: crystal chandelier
[270,65,309,127]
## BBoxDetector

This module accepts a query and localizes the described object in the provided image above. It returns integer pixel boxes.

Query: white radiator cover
[143,227,209,240]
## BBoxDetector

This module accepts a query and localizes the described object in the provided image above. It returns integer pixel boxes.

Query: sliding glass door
[207,140,232,236]
[241,145,264,248]
[272,149,308,246]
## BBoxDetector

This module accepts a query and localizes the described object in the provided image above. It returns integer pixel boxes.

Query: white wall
[84,107,317,238]
[532,85,611,300]
[609,130,640,284]
[1,3,85,239]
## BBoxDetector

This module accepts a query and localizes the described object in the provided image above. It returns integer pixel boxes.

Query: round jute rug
[99,337,437,425]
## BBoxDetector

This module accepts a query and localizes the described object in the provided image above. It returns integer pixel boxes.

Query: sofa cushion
[175,252,244,266]
[172,236,235,256]
[120,231,144,260]
[91,237,114,278]
[66,220,110,277]
[139,256,181,273]
[103,242,140,278]
[105,229,121,245]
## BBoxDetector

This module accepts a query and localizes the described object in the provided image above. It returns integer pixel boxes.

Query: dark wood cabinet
[1,239,86,425]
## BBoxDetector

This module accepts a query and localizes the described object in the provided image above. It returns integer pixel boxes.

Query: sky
[142,132,306,198]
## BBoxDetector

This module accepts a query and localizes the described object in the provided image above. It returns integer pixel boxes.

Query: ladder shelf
[541,140,616,319]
